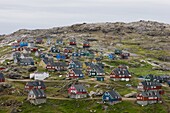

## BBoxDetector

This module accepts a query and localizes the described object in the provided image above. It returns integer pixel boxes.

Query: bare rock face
[158,56,170,62]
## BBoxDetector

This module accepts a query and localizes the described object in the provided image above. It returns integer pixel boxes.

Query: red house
[136,91,162,106]
[68,84,88,99]
[83,41,90,48]
[137,81,164,94]
[25,81,46,90]
[110,67,131,81]
[30,47,38,52]
[0,73,5,82]
[69,38,76,45]
[121,53,130,59]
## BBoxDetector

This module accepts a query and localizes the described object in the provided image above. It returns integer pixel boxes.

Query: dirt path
[47,96,136,101]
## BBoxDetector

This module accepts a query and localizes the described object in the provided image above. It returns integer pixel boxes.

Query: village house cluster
[0,36,169,107]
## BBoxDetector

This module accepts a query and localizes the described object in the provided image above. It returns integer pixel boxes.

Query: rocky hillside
[7,20,170,37]
[2,20,170,62]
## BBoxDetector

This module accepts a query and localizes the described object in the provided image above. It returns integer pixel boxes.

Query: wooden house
[56,53,66,60]
[83,41,90,48]
[25,81,46,90]
[114,49,122,55]
[96,76,104,81]
[40,58,67,71]
[36,38,43,44]
[54,62,67,71]
[20,41,28,47]
[137,81,164,94]
[69,38,76,46]
[56,39,63,45]
[19,58,34,66]
[28,89,46,105]
[108,53,116,60]
[121,53,130,59]
[72,52,81,57]
[136,91,162,106]
[12,52,21,59]
[68,84,88,99]
[88,64,105,77]
[40,58,56,71]
[144,74,170,83]
[50,46,60,53]
[0,73,5,82]
[67,69,84,79]
[102,90,122,104]
[110,67,131,81]
[69,60,82,69]
[63,47,72,53]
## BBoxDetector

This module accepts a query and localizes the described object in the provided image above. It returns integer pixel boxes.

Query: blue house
[56,53,66,60]
[20,42,28,47]
[72,52,80,57]
[108,53,116,60]
[102,90,122,104]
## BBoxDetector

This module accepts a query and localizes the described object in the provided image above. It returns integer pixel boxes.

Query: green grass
[104,59,170,77]
[0,97,167,113]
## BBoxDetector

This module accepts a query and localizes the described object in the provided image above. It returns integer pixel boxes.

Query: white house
[30,72,50,80]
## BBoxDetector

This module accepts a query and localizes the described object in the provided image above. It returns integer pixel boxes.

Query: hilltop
[1,20,170,61]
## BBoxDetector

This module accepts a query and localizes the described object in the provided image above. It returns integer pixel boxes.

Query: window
[70,74,73,76]
[106,97,109,100]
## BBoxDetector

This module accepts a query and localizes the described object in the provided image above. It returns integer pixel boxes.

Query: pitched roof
[72,60,82,66]
[70,38,76,42]
[43,58,54,65]
[26,81,46,88]
[20,58,34,63]
[84,62,93,67]
[112,68,131,77]
[54,62,67,67]
[83,41,90,44]
[141,81,162,87]
[140,91,161,98]
[89,63,105,73]
[108,90,121,99]
[73,84,87,92]
[30,89,46,98]
[72,69,83,75]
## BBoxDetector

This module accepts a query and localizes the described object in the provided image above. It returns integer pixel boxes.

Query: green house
[96,76,104,81]
[115,49,122,55]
